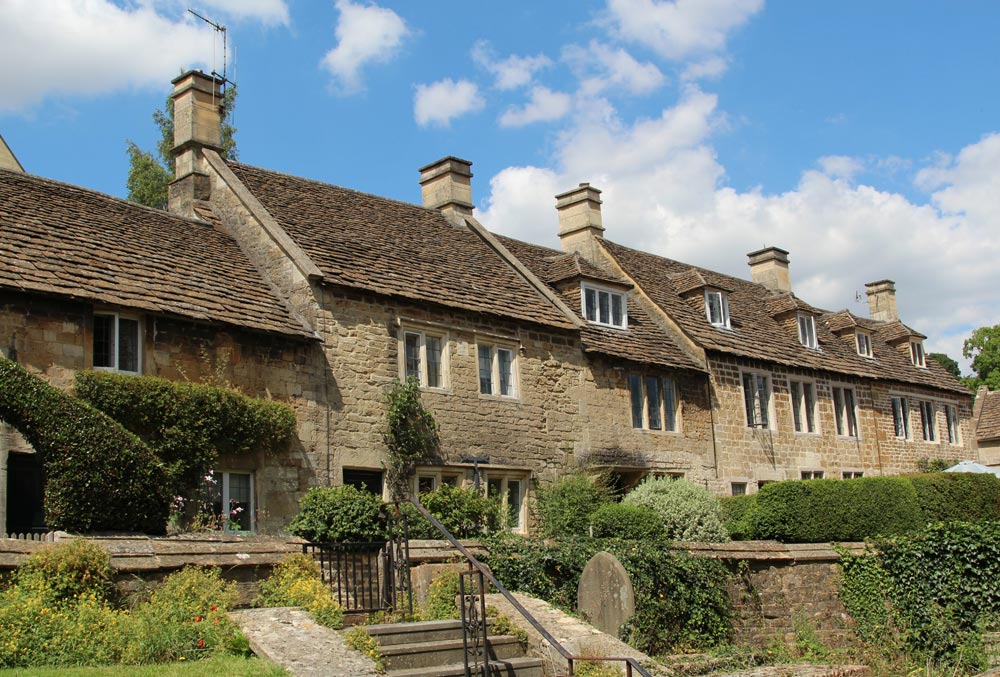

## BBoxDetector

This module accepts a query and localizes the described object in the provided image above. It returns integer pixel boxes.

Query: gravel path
[231,607,379,677]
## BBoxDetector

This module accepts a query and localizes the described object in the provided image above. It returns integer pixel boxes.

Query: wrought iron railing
[398,497,653,677]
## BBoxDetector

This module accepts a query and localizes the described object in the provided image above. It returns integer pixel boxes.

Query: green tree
[382,378,440,501]
[126,85,238,209]
[928,352,961,379]
[963,324,1000,391]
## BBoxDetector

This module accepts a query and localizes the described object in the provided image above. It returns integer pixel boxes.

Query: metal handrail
[397,498,653,677]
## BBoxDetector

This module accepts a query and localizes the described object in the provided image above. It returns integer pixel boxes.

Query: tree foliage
[929,352,961,379]
[382,378,440,501]
[963,324,1000,391]
[126,86,238,209]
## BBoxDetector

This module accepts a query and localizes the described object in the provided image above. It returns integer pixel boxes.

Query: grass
[0,654,288,676]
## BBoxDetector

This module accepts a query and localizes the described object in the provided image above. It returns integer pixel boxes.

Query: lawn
[0,655,288,676]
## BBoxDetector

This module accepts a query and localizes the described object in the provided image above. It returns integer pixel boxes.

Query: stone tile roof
[227,163,575,331]
[496,236,704,372]
[0,169,314,339]
[977,390,1000,442]
[539,252,631,288]
[600,238,968,394]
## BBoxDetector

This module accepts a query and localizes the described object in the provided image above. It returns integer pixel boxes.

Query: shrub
[382,377,440,501]
[0,357,169,533]
[288,485,386,543]
[405,484,501,539]
[15,539,113,605]
[749,477,922,542]
[908,472,1000,523]
[535,474,612,539]
[622,477,729,543]
[256,554,344,629]
[718,494,757,540]
[589,503,665,540]
[422,570,461,620]
[75,370,296,502]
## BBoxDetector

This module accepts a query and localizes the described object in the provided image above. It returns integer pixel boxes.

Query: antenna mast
[187,9,233,88]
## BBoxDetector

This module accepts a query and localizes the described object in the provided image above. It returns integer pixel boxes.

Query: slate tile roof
[977,390,1000,442]
[600,238,968,394]
[496,236,704,372]
[227,163,576,331]
[0,169,314,339]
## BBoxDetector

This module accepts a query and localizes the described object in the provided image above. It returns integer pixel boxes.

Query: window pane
[598,290,610,324]
[478,346,493,394]
[804,384,816,433]
[487,478,502,498]
[227,472,252,531]
[742,373,757,426]
[662,378,676,431]
[611,294,623,327]
[892,398,908,438]
[731,482,747,496]
[117,318,140,372]
[791,381,803,432]
[497,349,514,396]
[441,475,458,487]
[947,406,959,444]
[833,388,845,435]
[844,389,858,437]
[506,480,523,529]
[417,476,435,494]
[921,401,936,441]
[404,333,421,382]
[93,314,115,368]
[707,292,722,325]
[756,376,770,427]
[584,288,597,322]
[628,374,644,428]
[425,336,442,388]
[645,376,662,430]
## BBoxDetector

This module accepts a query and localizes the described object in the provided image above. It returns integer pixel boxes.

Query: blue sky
[2,1,999,372]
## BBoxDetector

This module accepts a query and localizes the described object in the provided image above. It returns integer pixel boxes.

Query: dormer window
[582,284,627,329]
[856,331,873,358]
[705,290,730,329]
[797,314,818,349]
[910,340,926,368]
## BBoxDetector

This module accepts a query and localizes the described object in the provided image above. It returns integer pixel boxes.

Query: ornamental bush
[75,370,296,502]
[0,357,169,533]
[907,472,1000,523]
[15,538,113,605]
[589,503,666,540]
[288,485,386,543]
[718,494,757,541]
[256,554,344,629]
[622,477,729,543]
[535,473,612,539]
[404,484,501,539]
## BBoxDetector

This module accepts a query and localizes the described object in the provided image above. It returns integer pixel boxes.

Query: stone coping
[675,541,868,562]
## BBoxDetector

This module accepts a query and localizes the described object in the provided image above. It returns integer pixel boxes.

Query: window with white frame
[485,474,527,532]
[401,329,447,389]
[705,290,731,329]
[946,404,960,445]
[919,400,936,441]
[910,341,926,367]
[628,374,678,431]
[731,482,747,496]
[415,469,462,494]
[93,312,141,373]
[801,470,824,480]
[478,343,517,398]
[582,284,628,329]
[742,372,771,428]
[891,397,910,439]
[797,314,818,349]
[856,331,873,358]
[789,380,817,433]
[832,386,859,437]
[209,470,254,532]
[842,470,864,479]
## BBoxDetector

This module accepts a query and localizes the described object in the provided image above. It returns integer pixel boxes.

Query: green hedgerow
[622,477,729,543]
[256,554,344,629]
[289,485,387,543]
[589,503,666,540]
[535,474,612,539]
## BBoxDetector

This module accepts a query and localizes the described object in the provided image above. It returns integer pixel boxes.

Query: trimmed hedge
[589,503,666,540]
[288,485,387,543]
[718,494,757,540]
[535,474,612,539]
[75,371,296,499]
[907,472,1000,523]
[0,357,169,533]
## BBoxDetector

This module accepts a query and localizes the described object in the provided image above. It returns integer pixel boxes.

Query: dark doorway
[6,452,45,534]
[343,468,384,496]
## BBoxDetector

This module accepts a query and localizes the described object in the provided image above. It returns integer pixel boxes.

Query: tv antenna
[187,9,234,89]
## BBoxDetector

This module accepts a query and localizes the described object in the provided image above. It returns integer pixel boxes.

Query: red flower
[195,616,202,623]
[210,605,217,612]
[197,639,205,649]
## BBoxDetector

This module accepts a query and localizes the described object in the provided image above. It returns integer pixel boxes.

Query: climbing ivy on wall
[382,377,439,501]
[74,371,297,501]
[0,357,169,533]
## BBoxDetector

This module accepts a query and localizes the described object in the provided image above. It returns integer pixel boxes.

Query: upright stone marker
[577,551,635,636]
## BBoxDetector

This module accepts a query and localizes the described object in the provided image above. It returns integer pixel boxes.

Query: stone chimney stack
[556,183,605,263]
[866,279,899,322]
[747,247,791,293]
[169,70,224,217]
[419,157,474,227]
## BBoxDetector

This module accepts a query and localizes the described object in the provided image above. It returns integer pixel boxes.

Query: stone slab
[577,551,635,637]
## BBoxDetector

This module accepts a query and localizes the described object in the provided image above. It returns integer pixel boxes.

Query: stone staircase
[365,619,545,677]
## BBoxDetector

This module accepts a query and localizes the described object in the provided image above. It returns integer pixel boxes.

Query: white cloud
[471,41,552,90]
[606,0,764,61]
[564,41,665,96]
[499,87,572,127]
[413,79,485,127]
[681,56,729,81]
[0,0,217,112]
[479,92,1000,372]
[195,0,290,25]
[320,0,409,94]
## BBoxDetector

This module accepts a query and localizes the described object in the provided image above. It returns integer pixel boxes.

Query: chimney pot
[419,156,474,227]
[865,279,899,322]
[747,246,791,293]
[168,70,224,217]
[556,183,604,262]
